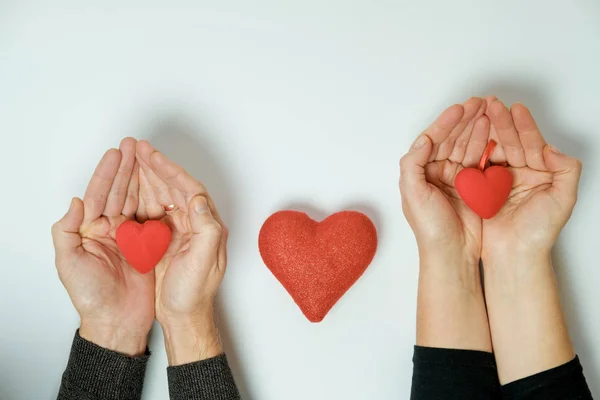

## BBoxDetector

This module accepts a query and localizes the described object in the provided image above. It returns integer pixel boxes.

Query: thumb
[543,145,582,209]
[188,196,223,263]
[51,197,84,253]
[399,134,433,198]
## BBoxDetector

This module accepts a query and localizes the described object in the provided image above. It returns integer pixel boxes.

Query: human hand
[52,138,154,356]
[400,97,488,269]
[481,99,581,383]
[481,99,582,263]
[400,97,494,351]
[135,140,228,365]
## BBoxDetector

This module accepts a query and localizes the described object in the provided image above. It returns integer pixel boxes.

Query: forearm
[162,320,222,366]
[161,316,241,400]
[417,255,492,352]
[483,251,574,384]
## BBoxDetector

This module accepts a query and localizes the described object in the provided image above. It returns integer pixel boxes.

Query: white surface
[1,1,599,399]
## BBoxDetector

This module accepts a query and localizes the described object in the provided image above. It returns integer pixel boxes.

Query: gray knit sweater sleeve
[167,354,242,400]
[57,330,149,400]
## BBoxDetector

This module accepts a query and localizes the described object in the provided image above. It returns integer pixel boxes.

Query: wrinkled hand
[400,97,488,267]
[482,98,582,261]
[135,140,228,365]
[52,138,154,356]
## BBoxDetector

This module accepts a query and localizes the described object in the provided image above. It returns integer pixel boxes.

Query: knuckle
[204,220,222,235]
[51,222,60,236]
[399,155,410,171]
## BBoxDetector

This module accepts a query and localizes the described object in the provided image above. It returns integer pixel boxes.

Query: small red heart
[116,220,172,274]
[258,211,378,323]
[455,166,513,219]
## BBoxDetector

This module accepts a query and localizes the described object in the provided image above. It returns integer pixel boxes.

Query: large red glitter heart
[455,166,513,219]
[116,220,171,274]
[259,210,378,323]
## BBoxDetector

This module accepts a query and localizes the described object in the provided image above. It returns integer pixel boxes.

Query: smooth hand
[482,98,582,259]
[52,138,154,356]
[400,97,492,351]
[482,99,582,383]
[135,140,228,366]
[400,97,488,267]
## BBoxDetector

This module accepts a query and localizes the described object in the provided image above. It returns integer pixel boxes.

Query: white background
[1,1,599,399]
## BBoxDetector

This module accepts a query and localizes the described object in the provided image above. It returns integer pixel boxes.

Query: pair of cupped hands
[52,139,226,362]
[52,97,582,361]
[401,96,582,274]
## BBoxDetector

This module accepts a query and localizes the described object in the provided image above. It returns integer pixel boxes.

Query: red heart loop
[116,220,172,274]
[259,210,378,323]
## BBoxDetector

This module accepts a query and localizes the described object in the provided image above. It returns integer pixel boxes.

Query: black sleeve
[167,354,241,400]
[502,356,593,400]
[57,330,150,400]
[410,345,502,400]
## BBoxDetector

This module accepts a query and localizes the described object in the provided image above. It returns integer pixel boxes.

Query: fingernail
[548,145,561,154]
[194,197,208,213]
[412,135,426,149]
[69,198,76,210]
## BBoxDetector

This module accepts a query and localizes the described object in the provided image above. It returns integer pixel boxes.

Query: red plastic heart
[116,220,172,274]
[455,166,513,219]
[258,210,378,323]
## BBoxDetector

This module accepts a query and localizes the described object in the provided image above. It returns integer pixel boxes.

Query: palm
[71,215,155,330]
[480,98,581,255]
[53,139,157,340]
[135,140,226,323]
[424,159,482,262]
[401,98,488,264]
[483,165,557,251]
[154,212,197,317]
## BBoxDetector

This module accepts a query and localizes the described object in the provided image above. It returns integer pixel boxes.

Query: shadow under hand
[475,81,598,396]
[143,115,250,399]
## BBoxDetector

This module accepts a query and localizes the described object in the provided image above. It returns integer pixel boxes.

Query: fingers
[448,97,487,163]
[123,162,140,218]
[83,149,121,224]
[103,138,137,217]
[462,116,491,167]
[136,144,177,212]
[424,104,464,161]
[544,145,582,210]
[439,97,484,161]
[136,191,149,223]
[511,103,547,171]
[139,167,166,220]
[487,100,526,167]
[139,140,225,227]
[52,198,84,254]
[399,134,434,200]
[188,196,224,268]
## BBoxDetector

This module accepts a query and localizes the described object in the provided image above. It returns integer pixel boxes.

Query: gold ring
[163,204,178,212]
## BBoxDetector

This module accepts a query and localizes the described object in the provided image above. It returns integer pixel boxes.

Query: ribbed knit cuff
[411,346,502,400]
[60,329,150,400]
[413,345,498,368]
[502,356,593,400]
[167,354,241,400]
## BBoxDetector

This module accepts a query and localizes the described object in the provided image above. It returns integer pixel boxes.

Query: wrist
[161,315,222,366]
[482,250,553,286]
[420,252,481,294]
[79,320,148,357]
[417,255,492,352]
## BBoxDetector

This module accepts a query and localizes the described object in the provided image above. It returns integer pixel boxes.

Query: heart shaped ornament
[259,210,378,323]
[455,140,513,219]
[116,220,172,274]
